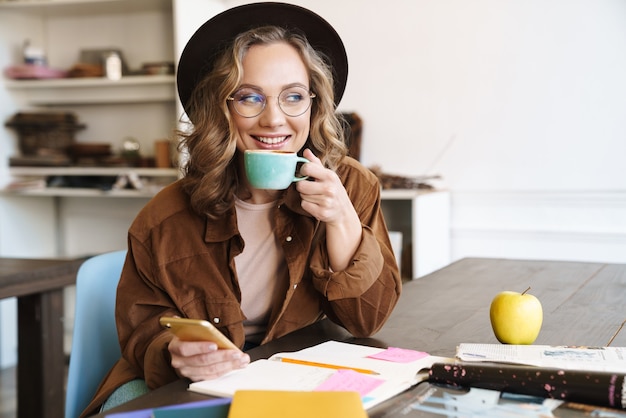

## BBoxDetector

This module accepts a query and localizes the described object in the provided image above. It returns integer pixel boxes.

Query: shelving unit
[0,0,181,254]
[1,0,179,204]
[0,0,223,260]
[0,0,177,155]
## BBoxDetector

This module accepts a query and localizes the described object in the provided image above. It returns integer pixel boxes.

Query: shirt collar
[202,185,313,243]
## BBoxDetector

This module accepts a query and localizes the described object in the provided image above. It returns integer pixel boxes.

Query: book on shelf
[188,340,452,411]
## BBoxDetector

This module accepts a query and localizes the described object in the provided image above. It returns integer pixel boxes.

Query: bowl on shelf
[67,143,112,158]
[67,143,113,165]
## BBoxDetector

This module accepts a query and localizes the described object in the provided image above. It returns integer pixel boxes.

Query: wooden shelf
[9,166,179,177]
[5,167,179,197]
[1,186,167,198]
[380,189,436,200]
[4,75,176,105]
[0,0,171,17]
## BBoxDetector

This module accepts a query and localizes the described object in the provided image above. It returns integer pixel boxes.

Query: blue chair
[64,250,126,418]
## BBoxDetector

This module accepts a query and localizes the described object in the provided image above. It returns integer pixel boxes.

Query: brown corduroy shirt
[81,156,402,417]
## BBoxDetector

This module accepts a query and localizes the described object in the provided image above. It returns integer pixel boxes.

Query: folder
[104,398,231,418]
[227,390,367,418]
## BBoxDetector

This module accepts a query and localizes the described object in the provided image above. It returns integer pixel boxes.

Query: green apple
[489,287,543,344]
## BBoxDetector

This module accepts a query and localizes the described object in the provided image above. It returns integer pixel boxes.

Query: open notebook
[188,340,452,410]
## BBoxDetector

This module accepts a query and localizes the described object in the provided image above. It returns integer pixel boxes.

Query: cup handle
[293,156,309,182]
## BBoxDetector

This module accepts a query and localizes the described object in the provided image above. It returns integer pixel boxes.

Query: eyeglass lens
[229,86,314,118]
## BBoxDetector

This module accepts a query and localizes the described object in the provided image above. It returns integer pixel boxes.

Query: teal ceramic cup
[244,150,309,190]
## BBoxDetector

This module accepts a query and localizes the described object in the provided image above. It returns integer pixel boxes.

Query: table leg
[17,289,65,418]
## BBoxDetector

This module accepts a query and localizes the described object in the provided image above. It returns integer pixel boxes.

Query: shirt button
[286,236,292,242]
[213,317,220,324]
[293,284,298,290]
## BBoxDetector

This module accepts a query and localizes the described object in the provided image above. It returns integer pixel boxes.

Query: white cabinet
[381,189,451,279]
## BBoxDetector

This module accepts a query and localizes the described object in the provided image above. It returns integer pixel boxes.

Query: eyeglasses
[227,86,316,118]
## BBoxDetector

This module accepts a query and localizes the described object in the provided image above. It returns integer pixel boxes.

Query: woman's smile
[253,135,290,146]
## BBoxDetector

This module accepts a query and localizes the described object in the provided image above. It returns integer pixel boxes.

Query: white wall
[225,0,626,264]
[253,0,626,190]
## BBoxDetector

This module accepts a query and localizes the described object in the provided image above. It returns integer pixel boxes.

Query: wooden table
[0,257,85,418]
[92,258,626,416]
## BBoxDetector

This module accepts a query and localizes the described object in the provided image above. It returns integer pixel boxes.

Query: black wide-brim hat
[176,2,348,119]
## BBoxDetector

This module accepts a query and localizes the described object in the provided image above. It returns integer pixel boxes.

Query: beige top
[234,197,288,344]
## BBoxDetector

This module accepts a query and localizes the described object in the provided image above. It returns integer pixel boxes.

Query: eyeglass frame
[226,86,316,118]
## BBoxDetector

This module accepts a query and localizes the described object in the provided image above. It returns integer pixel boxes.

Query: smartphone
[159,316,240,351]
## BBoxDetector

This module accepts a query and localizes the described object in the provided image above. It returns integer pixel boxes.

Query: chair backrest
[65,250,126,418]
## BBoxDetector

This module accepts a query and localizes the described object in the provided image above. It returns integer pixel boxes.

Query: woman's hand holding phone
[167,336,250,381]
[160,317,250,381]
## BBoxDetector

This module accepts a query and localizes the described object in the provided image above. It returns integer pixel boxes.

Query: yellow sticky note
[227,390,367,418]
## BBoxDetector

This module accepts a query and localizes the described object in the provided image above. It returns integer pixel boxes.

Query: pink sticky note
[314,369,384,396]
[367,347,429,363]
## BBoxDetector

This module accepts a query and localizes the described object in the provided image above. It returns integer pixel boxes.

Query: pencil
[275,357,380,375]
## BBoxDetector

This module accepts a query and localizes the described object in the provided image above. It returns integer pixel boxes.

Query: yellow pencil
[275,357,380,375]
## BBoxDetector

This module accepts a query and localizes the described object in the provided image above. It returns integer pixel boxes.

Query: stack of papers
[456,343,626,372]
[188,340,452,410]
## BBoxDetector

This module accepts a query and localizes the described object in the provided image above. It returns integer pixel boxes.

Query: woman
[82,3,401,416]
